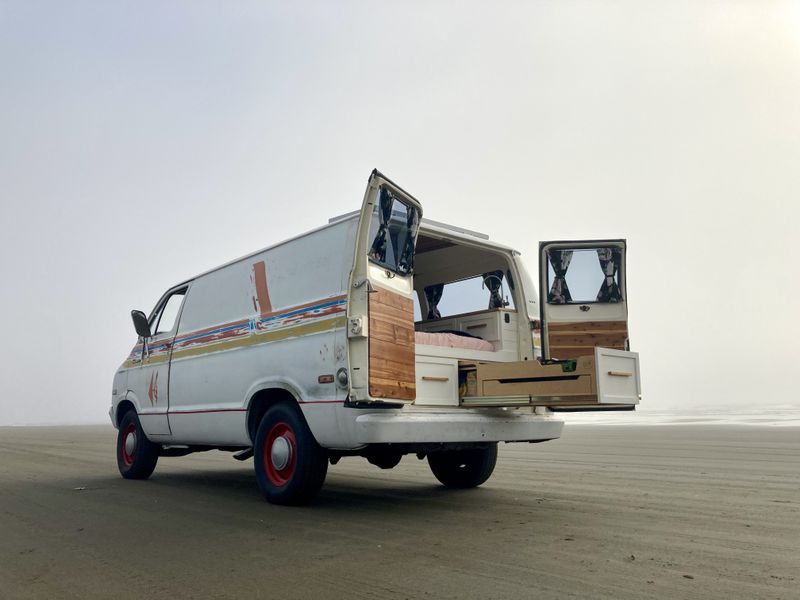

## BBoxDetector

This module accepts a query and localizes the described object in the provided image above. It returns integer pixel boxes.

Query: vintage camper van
[111,170,641,504]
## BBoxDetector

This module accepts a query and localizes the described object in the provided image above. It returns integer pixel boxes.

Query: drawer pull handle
[465,324,487,329]
[607,370,633,377]
[422,376,450,382]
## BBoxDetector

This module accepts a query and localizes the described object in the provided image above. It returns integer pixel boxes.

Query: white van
[111,170,641,504]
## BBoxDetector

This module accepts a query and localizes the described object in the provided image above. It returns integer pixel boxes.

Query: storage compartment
[414,356,459,406]
[459,347,640,409]
[458,313,501,344]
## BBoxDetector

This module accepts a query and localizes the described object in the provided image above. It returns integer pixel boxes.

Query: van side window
[151,290,186,335]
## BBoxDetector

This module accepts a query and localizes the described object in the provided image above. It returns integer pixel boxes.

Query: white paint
[110,172,619,450]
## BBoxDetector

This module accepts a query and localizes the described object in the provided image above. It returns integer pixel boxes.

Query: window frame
[367,186,421,276]
[148,284,190,337]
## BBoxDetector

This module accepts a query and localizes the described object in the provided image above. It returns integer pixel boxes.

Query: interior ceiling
[415,236,456,254]
[414,234,510,290]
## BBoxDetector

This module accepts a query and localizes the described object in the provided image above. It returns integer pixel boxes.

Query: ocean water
[562,406,800,427]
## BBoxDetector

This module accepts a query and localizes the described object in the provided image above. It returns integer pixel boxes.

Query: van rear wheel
[428,444,498,488]
[254,402,328,505]
[116,410,159,479]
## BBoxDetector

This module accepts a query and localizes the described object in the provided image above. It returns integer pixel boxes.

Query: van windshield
[367,186,420,275]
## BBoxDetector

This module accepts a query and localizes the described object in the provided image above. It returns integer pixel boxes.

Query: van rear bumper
[353,410,564,445]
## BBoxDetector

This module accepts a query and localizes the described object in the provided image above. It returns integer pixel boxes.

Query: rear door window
[367,186,421,275]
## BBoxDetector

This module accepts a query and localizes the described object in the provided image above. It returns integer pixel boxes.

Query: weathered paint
[122,295,347,369]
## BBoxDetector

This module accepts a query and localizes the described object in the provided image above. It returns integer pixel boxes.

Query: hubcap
[270,435,292,470]
[124,431,137,456]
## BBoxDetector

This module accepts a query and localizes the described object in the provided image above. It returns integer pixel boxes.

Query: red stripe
[128,295,347,356]
[140,401,342,417]
[168,408,248,415]
[174,319,251,342]
[252,261,273,316]
[259,294,346,319]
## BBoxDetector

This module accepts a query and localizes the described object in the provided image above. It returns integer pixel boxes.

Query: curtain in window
[424,284,444,319]
[368,188,394,263]
[596,247,622,302]
[397,204,419,274]
[547,249,573,304]
[482,270,505,309]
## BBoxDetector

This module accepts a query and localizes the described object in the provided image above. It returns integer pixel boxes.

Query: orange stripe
[252,261,273,316]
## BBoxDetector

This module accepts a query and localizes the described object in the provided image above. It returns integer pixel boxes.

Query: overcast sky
[1,1,798,425]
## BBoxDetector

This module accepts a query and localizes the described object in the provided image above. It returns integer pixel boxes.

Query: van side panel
[166,219,357,446]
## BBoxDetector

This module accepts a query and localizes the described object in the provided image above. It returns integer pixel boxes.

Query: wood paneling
[369,286,416,401]
[547,320,628,359]
[461,354,598,405]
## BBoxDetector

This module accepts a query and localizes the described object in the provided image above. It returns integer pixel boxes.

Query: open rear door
[346,170,422,404]
[459,239,640,410]
[539,240,629,361]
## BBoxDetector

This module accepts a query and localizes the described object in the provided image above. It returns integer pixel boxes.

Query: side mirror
[131,310,152,338]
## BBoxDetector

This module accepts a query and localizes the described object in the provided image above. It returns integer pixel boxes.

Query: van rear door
[459,239,640,410]
[347,170,422,404]
[538,240,629,361]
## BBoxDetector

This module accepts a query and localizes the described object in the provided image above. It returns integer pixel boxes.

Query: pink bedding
[415,331,495,352]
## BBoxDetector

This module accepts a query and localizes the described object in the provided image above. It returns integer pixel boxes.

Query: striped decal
[124,295,347,368]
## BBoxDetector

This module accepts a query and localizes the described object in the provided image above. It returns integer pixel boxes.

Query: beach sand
[0,424,797,599]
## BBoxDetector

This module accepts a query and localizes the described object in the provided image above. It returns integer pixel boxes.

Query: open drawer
[459,347,641,410]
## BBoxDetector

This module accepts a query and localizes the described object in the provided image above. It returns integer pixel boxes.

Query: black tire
[253,402,328,505]
[428,444,498,489]
[117,410,159,479]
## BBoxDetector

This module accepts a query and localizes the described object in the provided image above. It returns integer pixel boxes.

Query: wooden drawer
[414,357,458,406]
[459,314,500,343]
[459,348,640,409]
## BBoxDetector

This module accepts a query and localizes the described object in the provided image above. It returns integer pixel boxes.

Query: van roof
[180,211,517,285]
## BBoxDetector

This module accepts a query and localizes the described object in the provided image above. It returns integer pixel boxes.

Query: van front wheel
[116,410,159,479]
[254,403,328,505]
[428,444,498,488]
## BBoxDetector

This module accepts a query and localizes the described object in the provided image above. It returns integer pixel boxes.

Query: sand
[0,424,797,599]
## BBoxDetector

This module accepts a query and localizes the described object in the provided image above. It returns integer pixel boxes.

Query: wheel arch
[115,397,138,427]
[245,385,303,445]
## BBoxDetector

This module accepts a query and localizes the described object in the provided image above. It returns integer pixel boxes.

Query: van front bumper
[353,410,564,445]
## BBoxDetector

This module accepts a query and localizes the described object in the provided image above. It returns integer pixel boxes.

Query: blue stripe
[132,297,347,358]
[258,298,346,326]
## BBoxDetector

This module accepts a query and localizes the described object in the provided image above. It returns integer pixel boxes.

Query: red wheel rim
[121,423,137,466]
[263,422,297,487]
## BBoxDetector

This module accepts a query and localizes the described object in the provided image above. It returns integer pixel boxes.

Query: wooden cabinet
[459,348,640,409]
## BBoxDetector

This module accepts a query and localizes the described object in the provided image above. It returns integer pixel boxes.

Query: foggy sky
[1,1,798,425]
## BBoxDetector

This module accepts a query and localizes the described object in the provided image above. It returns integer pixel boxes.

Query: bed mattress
[414,331,495,352]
